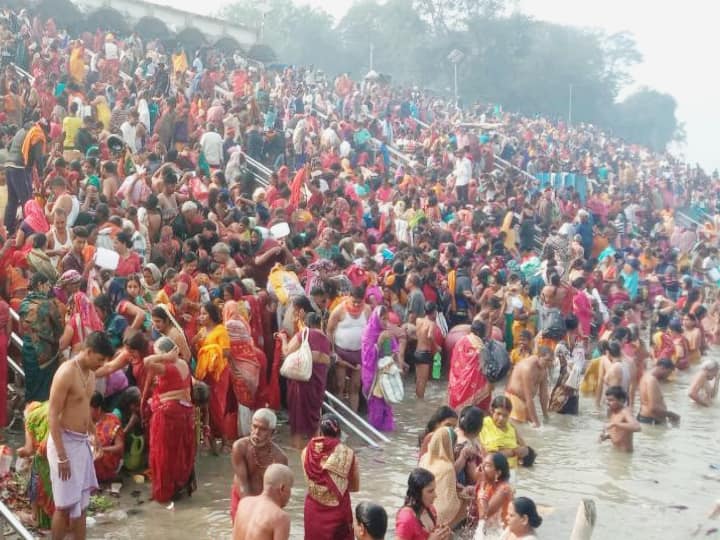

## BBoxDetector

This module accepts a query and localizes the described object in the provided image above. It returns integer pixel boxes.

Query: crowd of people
[0,5,719,540]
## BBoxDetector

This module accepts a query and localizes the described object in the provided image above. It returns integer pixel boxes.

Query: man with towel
[47,332,115,540]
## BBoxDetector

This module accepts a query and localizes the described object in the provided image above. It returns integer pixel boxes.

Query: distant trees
[220,0,681,149]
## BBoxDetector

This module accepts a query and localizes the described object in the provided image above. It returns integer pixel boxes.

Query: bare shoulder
[233,437,250,454]
[272,443,288,464]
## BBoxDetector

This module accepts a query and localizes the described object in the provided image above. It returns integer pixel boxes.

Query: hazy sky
[166,0,717,171]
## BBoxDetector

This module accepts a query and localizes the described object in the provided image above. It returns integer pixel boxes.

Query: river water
[87,361,720,540]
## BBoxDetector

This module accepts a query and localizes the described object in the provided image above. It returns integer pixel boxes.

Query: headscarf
[58,270,82,287]
[87,175,101,190]
[22,200,49,233]
[141,263,162,293]
[21,123,46,166]
[418,427,462,525]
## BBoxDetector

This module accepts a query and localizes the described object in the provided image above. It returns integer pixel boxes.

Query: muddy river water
[87,361,720,540]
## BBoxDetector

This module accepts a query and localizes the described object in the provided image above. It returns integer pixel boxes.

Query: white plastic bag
[280,328,313,381]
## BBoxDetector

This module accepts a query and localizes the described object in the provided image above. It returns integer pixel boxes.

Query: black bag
[482,339,511,383]
[542,310,567,339]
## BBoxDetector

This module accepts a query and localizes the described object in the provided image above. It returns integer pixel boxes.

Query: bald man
[233,464,293,540]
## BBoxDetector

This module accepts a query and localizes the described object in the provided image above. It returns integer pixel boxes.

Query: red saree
[448,334,491,411]
[94,413,122,482]
[302,437,355,540]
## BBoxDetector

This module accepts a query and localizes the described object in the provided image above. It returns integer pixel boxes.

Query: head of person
[507,497,542,535]
[50,176,67,198]
[538,345,554,368]
[458,406,484,438]
[424,406,458,438]
[702,359,719,380]
[354,502,388,540]
[29,272,51,294]
[404,468,436,515]
[151,306,172,334]
[482,452,511,484]
[199,301,222,327]
[655,358,676,381]
[114,230,133,254]
[90,391,104,422]
[470,319,486,339]
[83,331,115,369]
[490,395,513,429]
[250,408,277,447]
[211,242,231,264]
[262,463,294,509]
[605,385,627,413]
[305,311,322,330]
[71,225,88,253]
[424,301,437,321]
[153,336,177,356]
[318,412,341,439]
[126,274,142,299]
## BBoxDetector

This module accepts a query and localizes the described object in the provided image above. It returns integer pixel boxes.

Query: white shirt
[200,131,223,166]
[339,140,351,158]
[120,121,138,153]
[104,41,119,61]
[454,155,472,187]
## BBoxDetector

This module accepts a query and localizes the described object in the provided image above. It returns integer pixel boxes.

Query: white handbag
[377,356,404,404]
[280,328,313,381]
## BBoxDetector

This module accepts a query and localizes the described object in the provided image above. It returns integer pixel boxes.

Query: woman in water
[145,337,196,502]
[475,453,513,536]
[301,413,359,540]
[501,497,543,539]
[395,468,451,540]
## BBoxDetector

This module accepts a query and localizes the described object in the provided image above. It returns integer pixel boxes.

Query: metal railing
[0,500,35,540]
[322,392,390,449]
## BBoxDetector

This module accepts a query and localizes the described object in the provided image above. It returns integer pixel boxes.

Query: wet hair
[355,502,388,540]
[202,301,222,324]
[29,272,50,290]
[192,381,210,405]
[404,468,437,524]
[90,391,104,409]
[607,340,622,358]
[118,386,141,411]
[512,497,543,529]
[292,295,314,314]
[470,319,486,338]
[490,452,511,482]
[491,395,513,412]
[123,330,147,352]
[424,301,437,314]
[32,233,47,249]
[151,306,171,322]
[350,285,365,300]
[319,412,342,438]
[605,385,627,402]
[421,406,458,447]
[305,312,322,329]
[458,406,484,436]
[85,331,115,358]
[657,358,675,370]
[116,230,133,248]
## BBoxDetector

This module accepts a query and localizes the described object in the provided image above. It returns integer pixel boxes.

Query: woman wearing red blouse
[395,468,451,540]
[114,231,141,277]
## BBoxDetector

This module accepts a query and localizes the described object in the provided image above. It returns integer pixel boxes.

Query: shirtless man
[414,302,439,399]
[596,340,634,408]
[232,463,293,540]
[637,358,680,425]
[505,346,553,427]
[46,207,72,269]
[230,409,288,523]
[47,332,115,540]
[100,161,120,209]
[688,359,720,407]
[600,386,641,452]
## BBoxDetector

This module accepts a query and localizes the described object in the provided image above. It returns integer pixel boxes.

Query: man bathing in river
[232,463,294,540]
[230,409,288,523]
[600,386,641,452]
[688,359,720,407]
[638,358,681,425]
[505,346,553,427]
[47,332,115,540]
